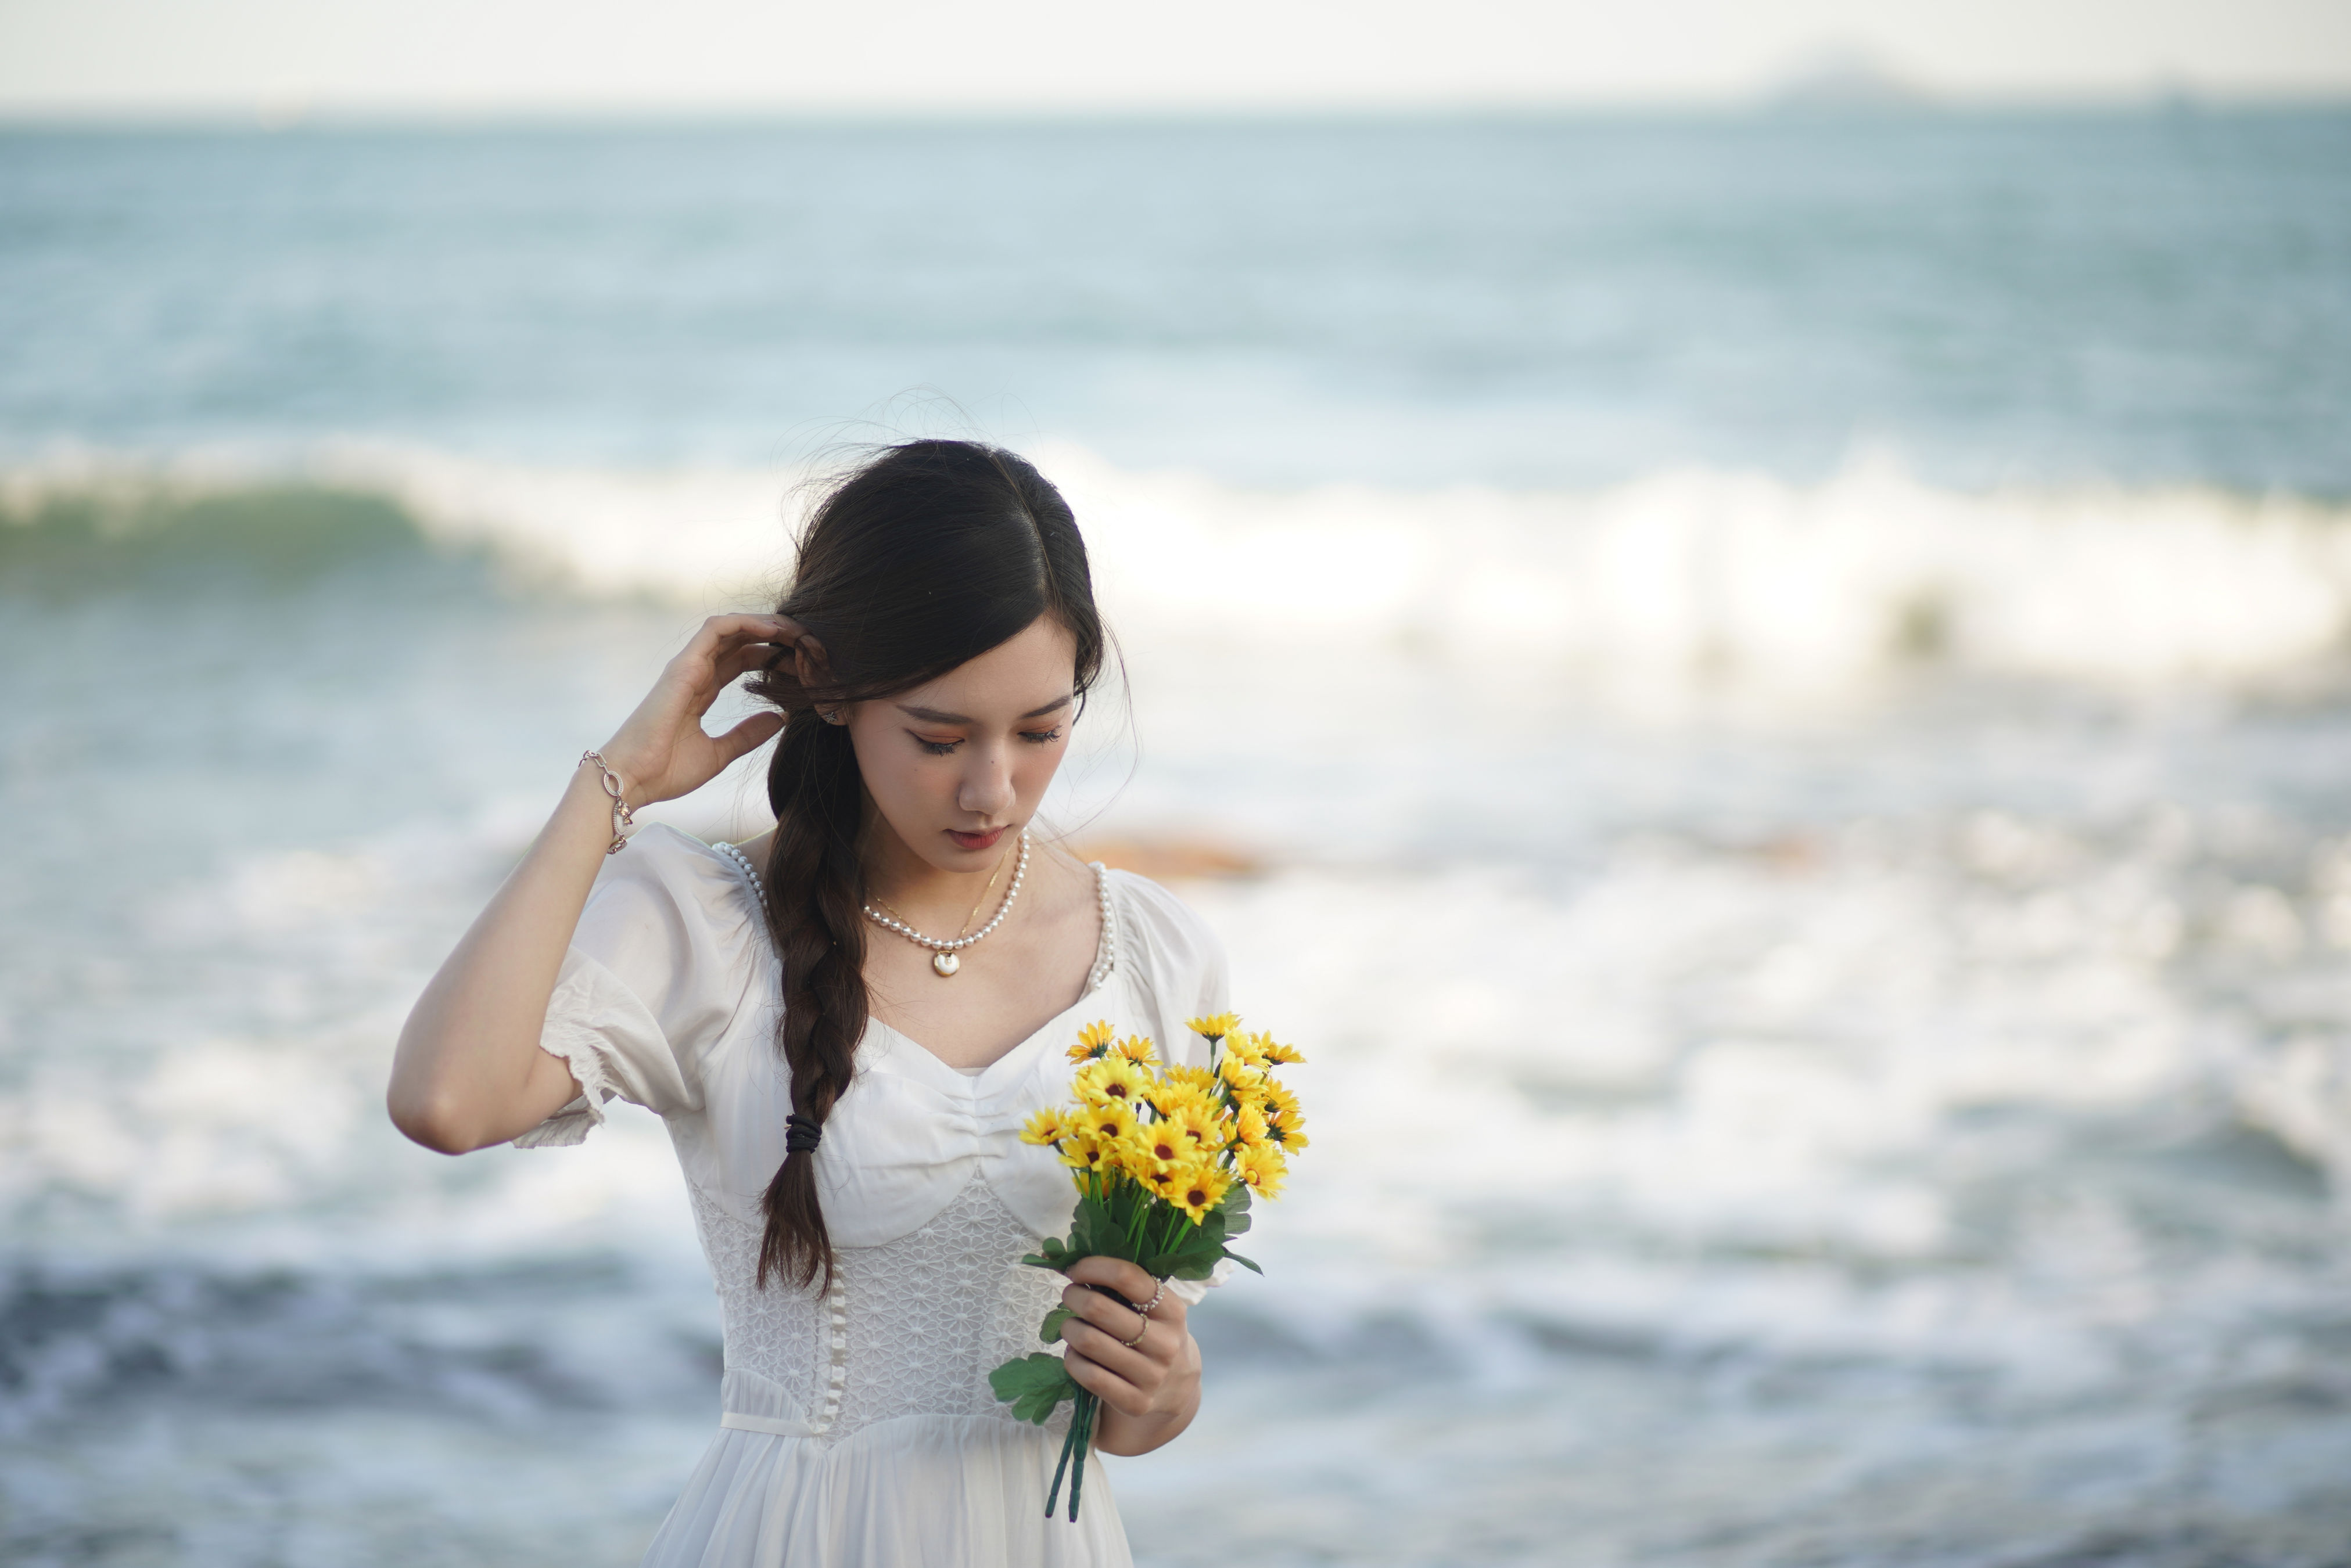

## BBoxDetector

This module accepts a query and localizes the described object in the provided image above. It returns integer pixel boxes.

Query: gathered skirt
[641,1413,1132,1567]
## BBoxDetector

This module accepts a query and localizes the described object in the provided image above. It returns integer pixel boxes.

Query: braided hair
[742,441,1106,1290]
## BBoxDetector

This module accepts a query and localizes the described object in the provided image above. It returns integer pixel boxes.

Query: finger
[1062,1298,1179,1383]
[711,642,779,685]
[704,612,802,643]
[679,614,762,660]
[713,626,801,664]
[1062,1348,1151,1419]
[1058,1314,1166,1388]
[713,711,785,766]
[685,645,774,716]
[673,618,795,685]
[746,613,812,645]
[680,627,789,685]
[1060,1279,1150,1344]
[1063,1256,1160,1306]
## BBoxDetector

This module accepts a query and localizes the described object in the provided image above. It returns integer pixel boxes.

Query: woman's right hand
[594,613,810,807]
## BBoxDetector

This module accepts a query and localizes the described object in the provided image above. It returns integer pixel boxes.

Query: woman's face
[844,615,1079,875]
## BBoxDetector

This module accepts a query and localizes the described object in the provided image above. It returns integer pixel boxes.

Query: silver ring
[1119,1317,1148,1349]
[1138,1280,1167,1318]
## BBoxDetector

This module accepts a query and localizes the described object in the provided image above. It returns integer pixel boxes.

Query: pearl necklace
[863,830,1029,976]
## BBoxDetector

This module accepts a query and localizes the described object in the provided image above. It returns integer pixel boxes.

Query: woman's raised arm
[386,613,805,1154]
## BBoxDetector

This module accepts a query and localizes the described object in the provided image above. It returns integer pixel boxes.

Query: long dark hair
[742,440,1107,1291]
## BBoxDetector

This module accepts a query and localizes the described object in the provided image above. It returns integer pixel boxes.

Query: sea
[3,109,2350,1566]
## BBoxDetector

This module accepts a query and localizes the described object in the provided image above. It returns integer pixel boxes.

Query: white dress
[515,825,1232,1567]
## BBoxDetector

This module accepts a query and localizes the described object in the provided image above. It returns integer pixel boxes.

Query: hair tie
[785,1113,823,1155]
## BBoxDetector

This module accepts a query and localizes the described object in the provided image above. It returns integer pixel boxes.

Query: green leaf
[1065,1196,1119,1261]
[1146,1223,1229,1279]
[1218,1182,1253,1237]
[1222,1248,1264,1275]
[1021,1237,1078,1272]
[1039,1305,1074,1346]
[989,1352,1079,1425]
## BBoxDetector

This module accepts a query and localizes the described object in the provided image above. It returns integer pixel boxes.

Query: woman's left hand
[1057,1256,1202,1456]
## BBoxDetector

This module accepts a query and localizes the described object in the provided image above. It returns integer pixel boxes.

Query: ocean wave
[6,445,2351,691]
[0,1253,700,1436]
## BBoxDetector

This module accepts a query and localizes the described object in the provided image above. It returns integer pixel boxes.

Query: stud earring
[818,707,846,725]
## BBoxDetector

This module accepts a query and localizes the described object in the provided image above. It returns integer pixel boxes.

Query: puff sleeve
[1100,871,1243,1304]
[513,826,758,1147]
[1106,870,1233,1074]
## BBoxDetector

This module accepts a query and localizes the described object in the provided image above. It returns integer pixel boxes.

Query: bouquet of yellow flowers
[989,1012,1307,1522]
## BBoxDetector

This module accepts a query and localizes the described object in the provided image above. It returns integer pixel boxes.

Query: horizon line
[3,84,2349,132]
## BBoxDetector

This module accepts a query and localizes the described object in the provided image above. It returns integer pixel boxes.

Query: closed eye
[911,728,1061,754]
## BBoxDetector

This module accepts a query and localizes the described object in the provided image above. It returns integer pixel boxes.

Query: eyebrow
[896,695,1074,726]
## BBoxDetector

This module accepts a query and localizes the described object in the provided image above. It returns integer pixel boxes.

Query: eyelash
[914,729,1062,756]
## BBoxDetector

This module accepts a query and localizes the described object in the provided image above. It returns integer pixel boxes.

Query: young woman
[387,440,1230,1566]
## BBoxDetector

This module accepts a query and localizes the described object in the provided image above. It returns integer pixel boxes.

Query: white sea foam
[11,443,2350,695]
[369,444,2351,689]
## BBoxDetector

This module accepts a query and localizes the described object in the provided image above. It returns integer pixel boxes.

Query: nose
[956,743,1015,820]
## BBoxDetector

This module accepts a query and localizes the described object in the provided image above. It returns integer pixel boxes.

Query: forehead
[898,616,1076,717]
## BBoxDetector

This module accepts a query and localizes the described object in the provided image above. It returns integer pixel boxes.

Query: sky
[2,0,2348,117]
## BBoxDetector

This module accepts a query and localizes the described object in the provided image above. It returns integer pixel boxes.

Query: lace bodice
[693,1174,1069,1442]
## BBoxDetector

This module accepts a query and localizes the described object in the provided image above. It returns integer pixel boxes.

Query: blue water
[6,111,2351,1567]
[3,110,2347,487]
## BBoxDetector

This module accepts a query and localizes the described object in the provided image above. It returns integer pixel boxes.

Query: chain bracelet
[580,750,638,855]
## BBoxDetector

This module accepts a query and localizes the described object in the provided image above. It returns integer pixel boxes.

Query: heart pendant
[932,951,960,977]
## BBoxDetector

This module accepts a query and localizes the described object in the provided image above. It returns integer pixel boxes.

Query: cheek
[848,732,945,816]
[1011,739,1069,800]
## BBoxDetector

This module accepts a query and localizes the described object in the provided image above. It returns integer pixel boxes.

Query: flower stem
[1067,1390,1096,1522]
[1045,1415,1074,1517]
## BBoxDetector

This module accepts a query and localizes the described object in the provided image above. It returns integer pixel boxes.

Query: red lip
[947,826,1007,852]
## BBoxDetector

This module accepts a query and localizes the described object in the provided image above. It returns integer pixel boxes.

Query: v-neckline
[867,983,1104,1089]
[708,837,1118,1084]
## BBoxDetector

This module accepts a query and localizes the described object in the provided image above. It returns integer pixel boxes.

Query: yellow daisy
[1186,1012,1240,1042]
[1234,1144,1287,1199]
[1166,1101,1226,1155]
[1261,1081,1309,1153]
[1259,1038,1306,1066]
[1059,1128,1111,1174]
[1126,1119,1189,1173]
[1232,1101,1271,1150]
[1114,1033,1158,1065]
[1067,1019,1118,1063]
[1019,1107,1069,1147]
[1219,1054,1268,1101]
[1079,1101,1137,1146]
[1169,1163,1232,1223]
[1074,1055,1153,1108]
[1160,1064,1221,1099]
[1143,1073,1213,1119]
[1223,1031,1268,1069]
